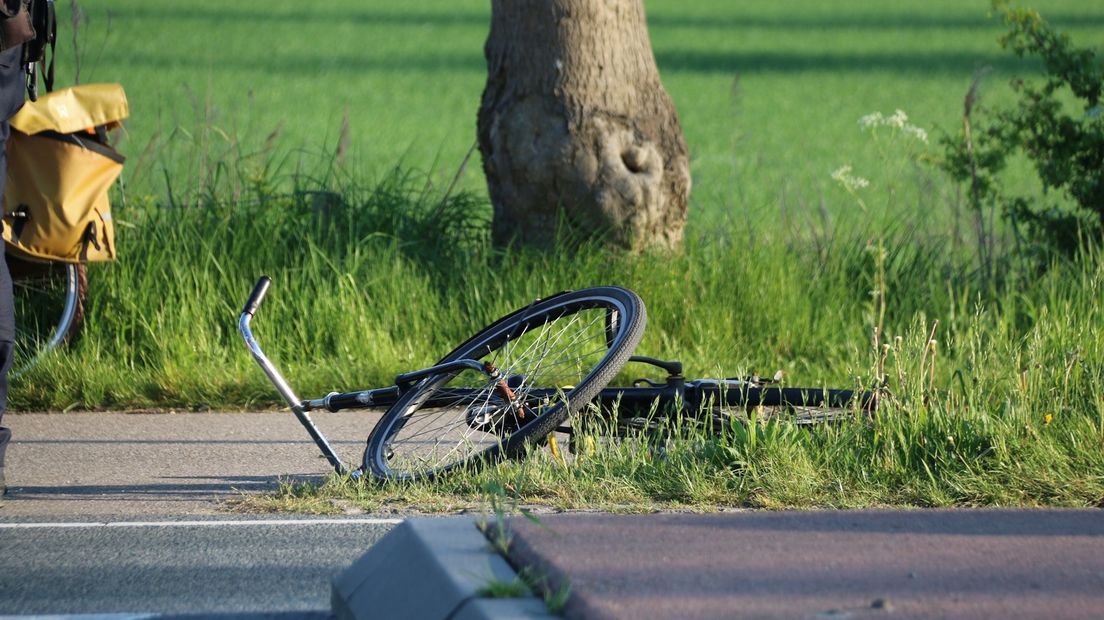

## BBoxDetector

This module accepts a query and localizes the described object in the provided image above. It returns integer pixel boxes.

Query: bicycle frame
[240,277,877,476]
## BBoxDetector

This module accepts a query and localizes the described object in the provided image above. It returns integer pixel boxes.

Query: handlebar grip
[242,276,272,317]
[628,356,683,377]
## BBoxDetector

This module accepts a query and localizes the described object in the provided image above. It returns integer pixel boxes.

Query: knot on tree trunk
[483,110,687,251]
[589,117,666,248]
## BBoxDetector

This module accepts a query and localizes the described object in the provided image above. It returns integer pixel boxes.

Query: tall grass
[4,165,953,408]
[248,241,1103,511]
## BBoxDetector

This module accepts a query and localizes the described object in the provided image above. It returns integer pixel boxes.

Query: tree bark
[478,0,690,252]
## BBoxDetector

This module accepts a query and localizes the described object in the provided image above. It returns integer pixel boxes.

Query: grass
[11,0,1104,510]
[477,577,531,600]
[235,239,1104,512]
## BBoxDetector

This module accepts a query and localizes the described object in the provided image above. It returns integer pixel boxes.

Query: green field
[11,1,1104,510]
[72,0,1104,213]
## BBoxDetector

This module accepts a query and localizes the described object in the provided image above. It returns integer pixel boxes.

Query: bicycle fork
[238,276,351,476]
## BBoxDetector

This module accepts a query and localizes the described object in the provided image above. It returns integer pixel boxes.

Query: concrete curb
[331,517,554,619]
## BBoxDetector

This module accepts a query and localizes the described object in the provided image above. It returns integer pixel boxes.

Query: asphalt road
[5,412,1104,619]
[0,411,402,617]
[0,410,384,516]
[0,516,398,616]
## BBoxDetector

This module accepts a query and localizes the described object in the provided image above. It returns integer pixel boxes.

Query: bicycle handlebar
[627,355,683,376]
[237,276,351,476]
[242,276,272,317]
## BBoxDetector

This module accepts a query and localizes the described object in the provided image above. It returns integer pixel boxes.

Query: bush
[939,1,1104,257]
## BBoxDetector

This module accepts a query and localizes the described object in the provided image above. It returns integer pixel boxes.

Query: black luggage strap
[23,0,55,100]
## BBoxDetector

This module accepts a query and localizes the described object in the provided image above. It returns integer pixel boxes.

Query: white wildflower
[903,124,929,143]
[859,109,929,144]
[859,112,885,129]
[831,165,870,192]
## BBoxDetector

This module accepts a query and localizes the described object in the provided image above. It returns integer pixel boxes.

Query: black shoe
[0,467,5,496]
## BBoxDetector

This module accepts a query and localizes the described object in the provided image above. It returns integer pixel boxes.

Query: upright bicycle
[240,277,876,482]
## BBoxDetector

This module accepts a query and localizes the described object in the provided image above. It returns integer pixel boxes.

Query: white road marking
[0,616,160,620]
[0,517,403,529]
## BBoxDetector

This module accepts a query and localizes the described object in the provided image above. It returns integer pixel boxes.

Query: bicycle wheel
[363,287,646,481]
[6,255,87,378]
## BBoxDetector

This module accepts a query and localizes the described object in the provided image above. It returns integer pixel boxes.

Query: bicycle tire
[363,286,646,481]
[6,255,87,378]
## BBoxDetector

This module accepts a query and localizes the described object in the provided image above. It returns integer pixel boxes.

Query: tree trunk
[478,0,690,252]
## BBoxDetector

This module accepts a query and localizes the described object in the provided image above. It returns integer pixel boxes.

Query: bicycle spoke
[382,307,613,473]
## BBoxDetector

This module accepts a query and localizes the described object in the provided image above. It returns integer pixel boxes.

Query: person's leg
[0,342,10,495]
[0,45,22,495]
[0,135,9,493]
[0,117,10,494]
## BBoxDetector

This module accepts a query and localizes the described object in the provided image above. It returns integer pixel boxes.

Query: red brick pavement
[505,509,1104,619]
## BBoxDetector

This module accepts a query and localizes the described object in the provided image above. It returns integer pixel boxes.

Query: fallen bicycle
[239,277,877,481]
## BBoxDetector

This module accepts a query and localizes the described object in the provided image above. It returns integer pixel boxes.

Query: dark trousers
[0,45,23,468]
[0,342,10,467]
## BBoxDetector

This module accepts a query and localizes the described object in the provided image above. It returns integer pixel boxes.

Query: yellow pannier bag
[2,83,128,263]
